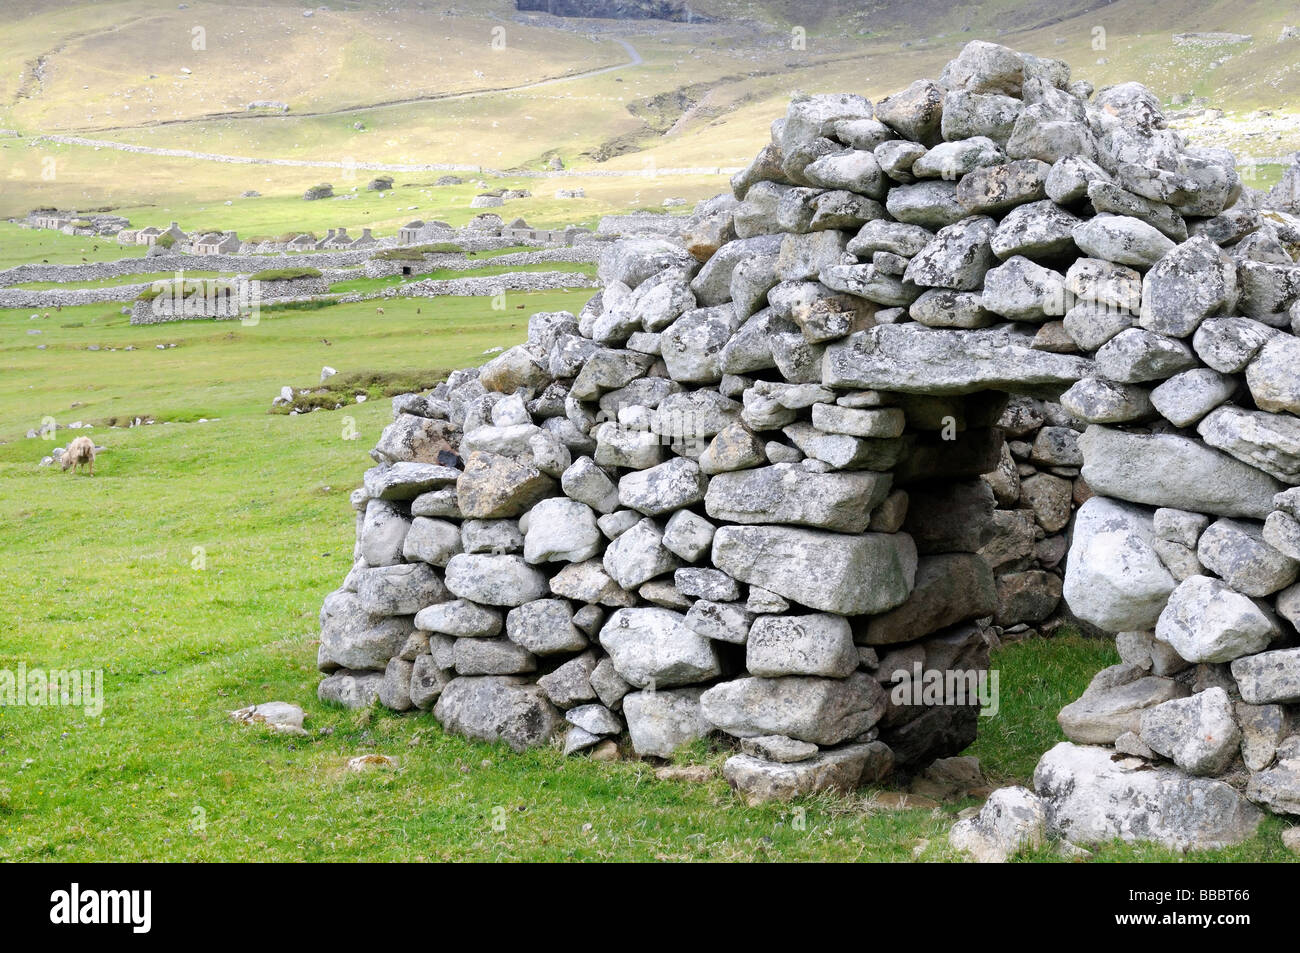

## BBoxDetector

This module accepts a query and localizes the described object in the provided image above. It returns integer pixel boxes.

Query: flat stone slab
[823,324,1093,395]
[711,524,917,615]
[1079,426,1282,518]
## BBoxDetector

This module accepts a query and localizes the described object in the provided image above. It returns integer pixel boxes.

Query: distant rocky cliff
[515,0,707,22]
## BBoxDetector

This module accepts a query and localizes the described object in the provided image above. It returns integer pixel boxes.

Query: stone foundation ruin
[315,41,1300,850]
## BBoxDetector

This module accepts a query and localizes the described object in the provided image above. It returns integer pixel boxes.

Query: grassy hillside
[4,0,1298,224]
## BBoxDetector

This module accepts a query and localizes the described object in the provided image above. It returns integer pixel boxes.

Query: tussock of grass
[248,267,323,281]
[271,367,452,414]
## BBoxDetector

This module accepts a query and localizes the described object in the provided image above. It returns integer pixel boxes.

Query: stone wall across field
[313,41,1300,846]
[363,246,600,280]
[0,250,377,289]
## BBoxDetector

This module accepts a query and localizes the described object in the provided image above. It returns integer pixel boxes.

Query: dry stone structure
[316,41,1300,849]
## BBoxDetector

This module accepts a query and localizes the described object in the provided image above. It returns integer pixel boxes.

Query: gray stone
[1062,302,1137,352]
[453,637,536,676]
[1140,687,1241,775]
[848,219,934,257]
[746,614,858,678]
[401,517,462,567]
[549,559,635,607]
[1246,335,1300,415]
[723,742,893,805]
[434,676,562,752]
[1139,236,1237,338]
[359,499,410,566]
[683,599,754,644]
[674,567,740,602]
[320,590,414,670]
[1062,497,1176,632]
[1149,368,1236,427]
[876,79,945,144]
[823,324,1092,396]
[909,289,994,329]
[356,563,448,617]
[622,687,712,758]
[1079,427,1282,518]
[1072,213,1176,268]
[560,457,619,514]
[956,159,1050,215]
[444,553,549,606]
[456,451,556,519]
[602,518,680,590]
[598,607,721,688]
[377,657,415,712]
[1236,702,1290,771]
[617,457,708,517]
[1198,405,1300,485]
[505,599,588,655]
[949,786,1048,863]
[701,672,889,745]
[1231,648,1300,704]
[536,651,600,708]
[1094,328,1198,383]
[990,200,1081,260]
[1034,742,1262,849]
[318,670,384,709]
[661,509,716,562]
[523,497,602,564]
[460,519,523,556]
[1246,763,1300,815]
[903,216,998,291]
[1059,377,1153,424]
[940,90,1023,145]
[590,656,632,709]
[885,180,967,228]
[782,422,905,470]
[1045,155,1112,205]
[566,703,622,736]
[409,654,453,709]
[1198,518,1298,596]
[1154,572,1284,660]
[712,524,917,616]
[1265,511,1300,560]
[1154,507,1211,547]
[704,463,892,533]
[1193,316,1277,373]
[414,599,502,638]
[740,734,820,763]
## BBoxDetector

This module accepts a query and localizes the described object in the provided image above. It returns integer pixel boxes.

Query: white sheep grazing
[61,436,97,476]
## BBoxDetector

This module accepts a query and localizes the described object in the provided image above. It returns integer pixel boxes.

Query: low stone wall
[257,276,332,299]
[364,246,601,280]
[399,271,600,297]
[1,284,154,309]
[0,250,375,289]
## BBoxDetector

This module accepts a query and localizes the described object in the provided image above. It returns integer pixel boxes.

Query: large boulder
[1062,497,1176,632]
[701,672,887,746]
[598,607,722,689]
[433,676,563,751]
[1079,427,1282,519]
[711,524,917,615]
[1034,742,1263,849]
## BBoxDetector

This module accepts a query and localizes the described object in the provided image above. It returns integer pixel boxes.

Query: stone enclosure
[316,42,1300,850]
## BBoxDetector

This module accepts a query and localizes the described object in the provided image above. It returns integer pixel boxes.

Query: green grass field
[0,281,1294,862]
